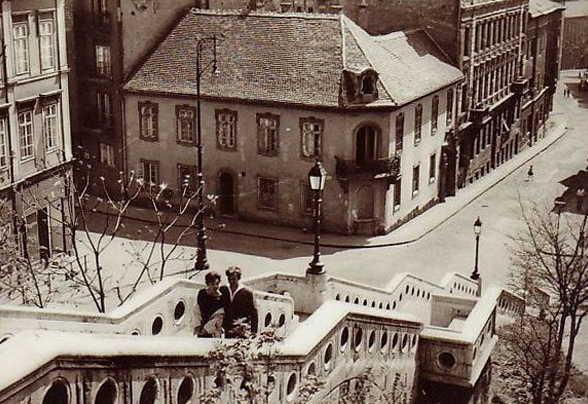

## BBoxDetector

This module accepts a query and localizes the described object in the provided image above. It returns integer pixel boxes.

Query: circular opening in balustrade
[354,328,363,351]
[427,292,431,300]
[411,335,418,353]
[411,287,415,296]
[286,373,297,401]
[324,343,333,370]
[386,303,391,310]
[381,331,389,352]
[345,295,350,303]
[417,289,421,298]
[0,334,11,344]
[379,302,383,309]
[265,312,273,327]
[335,294,341,301]
[371,301,376,308]
[399,294,403,302]
[354,297,360,304]
[406,285,410,293]
[174,301,186,323]
[177,377,194,404]
[340,327,349,351]
[393,301,397,309]
[151,316,163,335]
[473,347,477,360]
[279,314,286,328]
[131,329,141,336]
[95,379,117,404]
[438,352,456,369]
[363,299,368,306]
[368,330,376,352]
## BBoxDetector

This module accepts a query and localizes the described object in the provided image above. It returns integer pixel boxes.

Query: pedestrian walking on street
[527,165,534,182]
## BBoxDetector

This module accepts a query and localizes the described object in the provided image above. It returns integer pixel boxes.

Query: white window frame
[39,18,56,71]
[0,118,7,169]
[217,110,236,150]
[18,110,34,160]
[99,143,115,167]
[257,114,279,155]
[13,22,30,75]
[95,44,111,77]
[139,102,158,140]
[176,106,195,143]
[301,119,323,159]
[43,103,59,151]
[139,160,159,185]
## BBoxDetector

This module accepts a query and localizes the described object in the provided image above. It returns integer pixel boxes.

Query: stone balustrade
[0,278,295,343]
[0,301,423,404]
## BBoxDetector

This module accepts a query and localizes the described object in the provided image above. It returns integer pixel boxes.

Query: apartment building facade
[0,0,72,260]
[71,0,195,195]
[122,11,463,235]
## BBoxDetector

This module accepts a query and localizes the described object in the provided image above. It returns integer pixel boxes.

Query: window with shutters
[39,16,55,71]
[176,105,196,144]
[257,113,279,156]
[300,117,323,159]
[216,109,237,150]
[139,159,159,185]
[139,102,158,141]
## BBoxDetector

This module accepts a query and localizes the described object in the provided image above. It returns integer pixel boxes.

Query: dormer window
[361,75,375,95]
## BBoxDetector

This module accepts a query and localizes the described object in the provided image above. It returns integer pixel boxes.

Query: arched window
[43,380,69,404]
[355,125,378,166]
[95,379,117,404]
[139,378,159,404]
[177,377,194,404]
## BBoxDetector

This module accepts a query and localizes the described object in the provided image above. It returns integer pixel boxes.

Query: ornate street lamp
[194,35,221,272]
[471,217,482,281]
[307,161,328,276]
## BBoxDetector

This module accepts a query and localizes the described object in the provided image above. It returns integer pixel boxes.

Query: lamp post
[554,196,566,216]
[194,35,220,272]
[471,217,482,281]
[307,161,327,275]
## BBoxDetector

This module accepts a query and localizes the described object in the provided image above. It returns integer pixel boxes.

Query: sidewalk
[113,117,568,249]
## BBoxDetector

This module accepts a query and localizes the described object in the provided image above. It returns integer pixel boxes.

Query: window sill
[259,151,279,157]
[218,145,238,152]
[177,140,197,147]
[0,165,8,172]
[140,136,159,143]
[20,156,35,163]
[46,147,59,154]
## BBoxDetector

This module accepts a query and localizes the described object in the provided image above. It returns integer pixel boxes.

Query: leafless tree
[505,202,588,404]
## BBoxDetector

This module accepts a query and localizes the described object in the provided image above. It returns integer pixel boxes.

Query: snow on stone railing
[0,301,424,404]
[0,278,295,343]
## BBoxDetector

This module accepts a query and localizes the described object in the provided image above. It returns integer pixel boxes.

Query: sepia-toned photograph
[1,0,588,403]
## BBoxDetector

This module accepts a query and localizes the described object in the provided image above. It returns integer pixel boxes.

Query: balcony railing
[335,156,400,182]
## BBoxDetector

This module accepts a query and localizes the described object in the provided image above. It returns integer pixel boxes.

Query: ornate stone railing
[0,278,295,343]
[0,301,423,404]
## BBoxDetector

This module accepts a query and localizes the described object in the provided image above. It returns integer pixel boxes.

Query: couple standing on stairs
[194,266,259,338]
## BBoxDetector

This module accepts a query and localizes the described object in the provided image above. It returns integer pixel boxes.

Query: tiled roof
[124,10,463,108]
[563,0,588,17]
[529,0,565,17]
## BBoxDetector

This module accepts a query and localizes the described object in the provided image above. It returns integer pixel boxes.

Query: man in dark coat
[194,271,227,337]
[221,266,258,338]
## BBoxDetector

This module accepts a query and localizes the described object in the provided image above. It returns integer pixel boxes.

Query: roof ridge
[190,7,341,19]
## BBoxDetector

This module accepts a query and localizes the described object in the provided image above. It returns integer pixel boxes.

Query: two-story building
[0,0,72,260]
[122,10,463,235]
